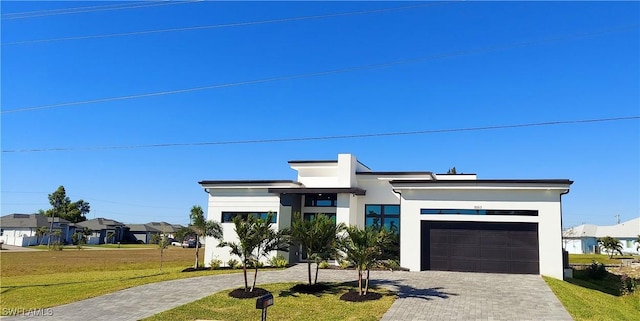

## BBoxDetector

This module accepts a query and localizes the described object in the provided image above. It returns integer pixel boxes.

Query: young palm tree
[339,225,394,296]
[189,205,223,269]
[219,212,288,292]
[36,226,48,245]
[291,212,345,285]
[598,236,624,259]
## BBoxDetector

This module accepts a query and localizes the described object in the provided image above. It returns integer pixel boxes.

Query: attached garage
[421,221,539,274]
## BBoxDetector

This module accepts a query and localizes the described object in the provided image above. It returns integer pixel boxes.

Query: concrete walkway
[1,265,572,321]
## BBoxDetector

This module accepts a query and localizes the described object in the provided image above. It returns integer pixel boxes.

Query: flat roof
[287,160,338,164]
[357,171,434,175]
[390,179,573,185]
[199,180,302,185]
[267,187,366,196]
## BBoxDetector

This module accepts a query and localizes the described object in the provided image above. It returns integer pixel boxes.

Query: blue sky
[1,1,638,227]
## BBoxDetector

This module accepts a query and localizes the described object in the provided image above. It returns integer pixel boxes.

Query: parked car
[170,239,182,247]
[182,239,200,248]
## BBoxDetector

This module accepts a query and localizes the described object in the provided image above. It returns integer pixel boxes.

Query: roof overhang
[267,187,366,196]
[390,179,573,191]
[199,180,303,189]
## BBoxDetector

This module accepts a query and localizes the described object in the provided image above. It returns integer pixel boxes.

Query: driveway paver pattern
[1,265,572,321]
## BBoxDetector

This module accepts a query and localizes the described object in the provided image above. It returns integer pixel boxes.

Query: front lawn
[144,282,396,321]
[0,247,244,312]
[544,271,640,321]
[569,254,638,265]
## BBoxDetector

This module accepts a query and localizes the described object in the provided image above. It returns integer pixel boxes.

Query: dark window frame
[304,194,337,207]
[420,209,539,216]
[221,211,277,223]
[365,204,400,234]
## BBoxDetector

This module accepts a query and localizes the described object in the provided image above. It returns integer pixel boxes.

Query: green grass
[544,273,640,321]
[144,282,396,321]
[0,247,245,312]
[569,254,638,265]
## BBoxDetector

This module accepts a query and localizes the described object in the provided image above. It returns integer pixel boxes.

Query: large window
[304,194,337,207]
[221,212,277,223]
[365,205,400,235]
[420,209,538,216]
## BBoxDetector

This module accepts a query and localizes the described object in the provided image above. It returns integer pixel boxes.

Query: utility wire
[2,24,636,115]
[1,1,200,20]
[2,1,458,46]
[2,116,638,153]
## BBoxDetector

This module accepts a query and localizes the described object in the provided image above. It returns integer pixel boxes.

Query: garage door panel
[480,260,510,273]
[510,262,540,274]
[481,247,508,259]
[422,221,539,274]
[508,248,539,261]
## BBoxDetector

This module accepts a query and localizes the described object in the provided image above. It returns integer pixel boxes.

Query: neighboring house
[125,222,185,244]
[0,213,71,246]
[145,222,184,239]
[199,153,573,280]
[563,217,640,255]
[126,224,160,244]
[76,218,127,244]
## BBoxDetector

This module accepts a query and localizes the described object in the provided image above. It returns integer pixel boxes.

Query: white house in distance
[199,154,573,280]
[563,217,640,255]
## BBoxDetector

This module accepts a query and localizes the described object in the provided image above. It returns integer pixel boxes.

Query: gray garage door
[421,221,539,274]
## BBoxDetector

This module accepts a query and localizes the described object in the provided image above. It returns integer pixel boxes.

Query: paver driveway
[1,265,572,321]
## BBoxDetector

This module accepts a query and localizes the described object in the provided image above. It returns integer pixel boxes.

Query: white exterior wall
[204,189,282,267]
[0,228,39,246]
[397,188,566,279]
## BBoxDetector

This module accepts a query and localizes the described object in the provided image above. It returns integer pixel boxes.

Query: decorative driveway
[1,265,572,321]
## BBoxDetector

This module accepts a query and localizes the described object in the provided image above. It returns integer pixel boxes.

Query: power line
[2,1,458,46]
[2,116,638,153]
[2,24,636,115]
[1,1,201,20]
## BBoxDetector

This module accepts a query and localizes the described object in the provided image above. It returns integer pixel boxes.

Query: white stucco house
[563,217,640,255]
[0,214,71,246]
[199,154,573,279]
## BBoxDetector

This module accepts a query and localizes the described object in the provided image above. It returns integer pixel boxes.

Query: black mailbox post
[256,293,274,321]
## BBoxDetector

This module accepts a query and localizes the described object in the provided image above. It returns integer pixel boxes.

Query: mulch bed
[291,283,332,294]
[228,287,269,299]
[339,290,383,302]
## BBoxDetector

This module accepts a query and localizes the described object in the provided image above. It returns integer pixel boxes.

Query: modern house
[76,217,128,244]
[199,154,572,280]
[0,213,72,246]
[563,217,640,255]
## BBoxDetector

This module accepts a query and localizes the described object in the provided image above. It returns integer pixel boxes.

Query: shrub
[209,258,223,269]
[620,274,638,295]
[381,259,400,270]
[587,260,607,280]
[227,259,239,269]
[339,259,352,269]
[318,261,330,269]
[269,255,288,268]
[248,260,264,268]
[51,241,64,251]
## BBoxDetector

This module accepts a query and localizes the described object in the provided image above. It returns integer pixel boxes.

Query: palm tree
[189,205,223,269]
[219,214,261,292]
[219,212,288,292]
[250,213,289,291]
[36,226,48,245]
[291,212,345,285]
[598,236,624,259]
[339,225,394,296]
